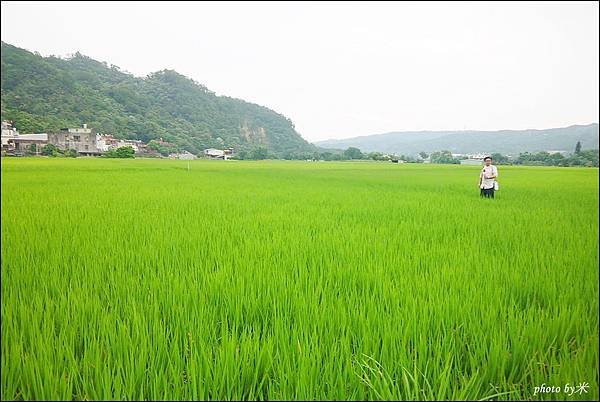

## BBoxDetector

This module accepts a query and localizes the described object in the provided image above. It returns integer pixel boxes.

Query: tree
[116,146,135,158]
[235,150,248,160]
[343,147,364,160]
[575,141,582,154]
[319,151,342,161]
[430,150,460,164]
[319,152,333,161]
[104,146,134,158]
[368,152,386,161]
[250,146,268,160]
[419,151,428,159]
[147,140,177,156]
[490,153,510,165]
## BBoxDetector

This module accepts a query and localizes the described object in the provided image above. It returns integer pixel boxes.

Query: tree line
[489,141,598,167]
[234,142,598,167]
[17,140,598,166]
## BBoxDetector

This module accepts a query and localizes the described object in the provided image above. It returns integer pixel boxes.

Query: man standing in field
[479,156,498,198]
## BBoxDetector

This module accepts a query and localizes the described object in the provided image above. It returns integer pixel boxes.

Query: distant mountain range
[314,124,599,156]
[1,42,315,156]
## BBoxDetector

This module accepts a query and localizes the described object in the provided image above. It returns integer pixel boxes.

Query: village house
[96,134,146,154]
[1,120,19,138]
[2,121,162,157]
[467,152,488,160]
[1,120,19,154]
[118,139,146,153]
[48,124,101,156]
[204,148,224,158]
[460,152,490,165]
[175,151,197,160]
[460,158,484,165]
[11,133,48,155]
[203,147,234,160]
[96,134,119,152]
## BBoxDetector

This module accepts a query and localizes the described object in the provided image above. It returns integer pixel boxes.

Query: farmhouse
[1,120,19,154]
[2,120,49,155]
[116,139,144,153]
[48,124,101,156]
[11,133,48,155]
[459,152,489,165]
[96,134,119,152]
[176,151,197,160]
[204,148,224,158]
[97,134,146,154]
[460,158,485,165]
[203,147,234,160]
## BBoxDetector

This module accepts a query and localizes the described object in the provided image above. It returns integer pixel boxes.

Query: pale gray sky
[1,1,598,142]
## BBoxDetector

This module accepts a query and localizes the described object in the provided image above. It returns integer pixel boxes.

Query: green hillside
[0,42,315,156]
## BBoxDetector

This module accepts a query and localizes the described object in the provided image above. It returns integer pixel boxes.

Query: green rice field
[1,158,598,400]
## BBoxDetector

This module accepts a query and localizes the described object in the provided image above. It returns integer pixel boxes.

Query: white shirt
[480,165,498,189]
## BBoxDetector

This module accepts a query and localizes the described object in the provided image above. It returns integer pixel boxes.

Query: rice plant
[1,158,598,400]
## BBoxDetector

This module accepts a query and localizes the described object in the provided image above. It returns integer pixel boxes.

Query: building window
[85,145,89,150]
[74,136,80,141]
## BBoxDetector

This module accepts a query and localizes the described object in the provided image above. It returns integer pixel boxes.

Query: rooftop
[13,133,48,141]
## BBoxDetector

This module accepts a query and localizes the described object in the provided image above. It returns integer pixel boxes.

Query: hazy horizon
[314,122,599,143]
[2,1,598,142]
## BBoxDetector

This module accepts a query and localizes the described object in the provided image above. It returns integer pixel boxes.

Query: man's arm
[485,167,498,179]
[489,166,498,179]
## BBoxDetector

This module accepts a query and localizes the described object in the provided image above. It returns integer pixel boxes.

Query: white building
[203,147,234,160]
[96,134,144,153]
[96,134,113,152]
[1,121,19,152]
[68,123,92,134]
[115,139,142,153]
[2,120,19,137]
[204,148,225,158]
[467,153,488,160]
[460,159,485,165]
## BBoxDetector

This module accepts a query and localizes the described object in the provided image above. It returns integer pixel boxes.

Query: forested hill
[1,42,315,156]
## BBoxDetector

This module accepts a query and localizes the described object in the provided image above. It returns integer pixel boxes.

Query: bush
[104,146,135,158]
[64,149,78,158]
[41,144,60,156]
[116,146,135,158]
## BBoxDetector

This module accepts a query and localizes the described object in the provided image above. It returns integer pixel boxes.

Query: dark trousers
[480,188,495,198]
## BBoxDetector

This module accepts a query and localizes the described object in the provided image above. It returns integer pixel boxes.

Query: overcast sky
[1,1,598,142]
